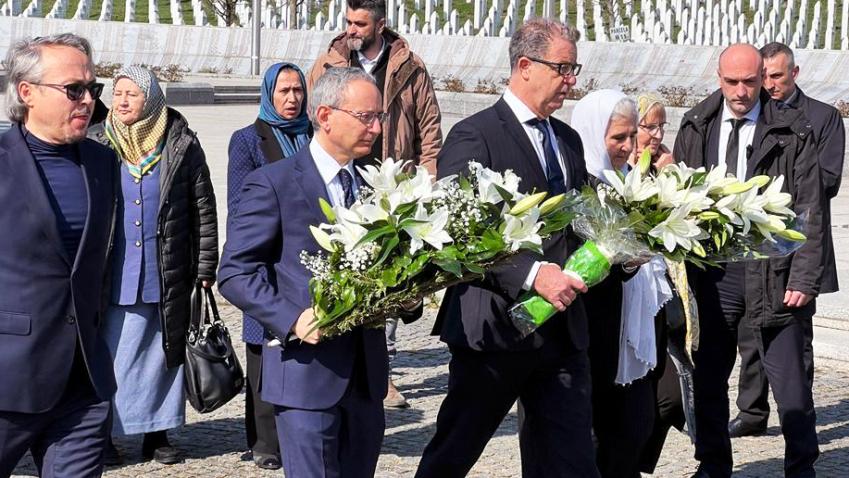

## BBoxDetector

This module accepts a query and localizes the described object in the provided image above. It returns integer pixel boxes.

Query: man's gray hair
[308,67,377,129]
[4,33,93,122]
[760,42,796,69]
[509,18,580,71]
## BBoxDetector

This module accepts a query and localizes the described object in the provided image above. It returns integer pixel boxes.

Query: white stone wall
[3,15,849,104]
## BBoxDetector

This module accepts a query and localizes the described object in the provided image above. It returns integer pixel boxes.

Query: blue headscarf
[257,62,311,157]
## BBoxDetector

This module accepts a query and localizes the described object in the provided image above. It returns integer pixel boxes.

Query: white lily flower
[760,176,795,218]
[732,188,770,235]
[327,218,369,252]
[649,206,707,253]
[357,158,408,193]
[393,166,438,204]
[661,163,704,184]
[402,205,453,254]
[502,209,543,252]
[714,194,743,225]
[476,165,523,204]
[351,203,390,224]
[603,168,659,203]
[703,163,738,194]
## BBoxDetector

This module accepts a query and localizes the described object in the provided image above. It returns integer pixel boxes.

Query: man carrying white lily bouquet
[673,44,824,478]
[218,68,389,477]
[416,19,599,478]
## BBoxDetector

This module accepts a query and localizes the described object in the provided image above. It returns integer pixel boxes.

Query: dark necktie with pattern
[725,118,746,176]
[337,168,356,208]
[527,118,567,195]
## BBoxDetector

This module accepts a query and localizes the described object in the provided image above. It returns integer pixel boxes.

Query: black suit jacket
[433,98,589,352]
[786,87,845,293]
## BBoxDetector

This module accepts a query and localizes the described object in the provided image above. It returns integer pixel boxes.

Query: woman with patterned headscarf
[629,92,675,170]
[225,62,311,471]
[95,66,218,465]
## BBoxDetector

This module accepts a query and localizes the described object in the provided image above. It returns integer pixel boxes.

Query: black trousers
[693,266,818,478]
[639,355,686,474]
[735,315,815,425]
[593,376,655,478]
[245,343,280,457]
[416,343,598,478]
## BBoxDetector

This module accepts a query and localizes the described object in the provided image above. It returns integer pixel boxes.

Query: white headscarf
[570,89,674,385]
[571,89,629,182]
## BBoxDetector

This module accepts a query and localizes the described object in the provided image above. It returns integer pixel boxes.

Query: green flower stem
[316,251,520,340]
[509,240,612,336]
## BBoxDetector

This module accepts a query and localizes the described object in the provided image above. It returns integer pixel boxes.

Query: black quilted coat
[95,108,219,367]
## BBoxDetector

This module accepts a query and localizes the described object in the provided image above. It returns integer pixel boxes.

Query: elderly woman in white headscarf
[571,89,673,478]
[95,66,218,465]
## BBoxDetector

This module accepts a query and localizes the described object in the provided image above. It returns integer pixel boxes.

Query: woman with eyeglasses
[93,65,218,465]
[572,89,672,478]
[629,92,675,170]
[225,62,312,471]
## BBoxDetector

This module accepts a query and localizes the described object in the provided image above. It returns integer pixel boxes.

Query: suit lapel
[5,127,72,267]
[493,99,548,188]
[254,119,285,163]
[293,148,332,222]
[71,143,101,274]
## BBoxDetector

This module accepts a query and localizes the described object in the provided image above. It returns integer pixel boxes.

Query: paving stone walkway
[11,298,849,477]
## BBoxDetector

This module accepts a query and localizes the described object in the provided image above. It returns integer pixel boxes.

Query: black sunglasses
[525,56,583,77]
[31,81,104,101]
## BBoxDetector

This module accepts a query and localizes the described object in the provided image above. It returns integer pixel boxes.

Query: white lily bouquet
[510,151,807,334]
[302,159,577,339]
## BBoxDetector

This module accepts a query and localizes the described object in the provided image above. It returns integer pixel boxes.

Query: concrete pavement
[9,100,849,477]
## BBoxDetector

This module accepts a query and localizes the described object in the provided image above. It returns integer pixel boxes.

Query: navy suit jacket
[0,125,118,413]
[433,98,590,352]
[218,146,388,410]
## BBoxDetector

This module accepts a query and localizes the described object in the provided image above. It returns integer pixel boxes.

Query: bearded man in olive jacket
[673,44,824,478]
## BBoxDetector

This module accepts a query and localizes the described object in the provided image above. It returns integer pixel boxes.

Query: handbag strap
[204,287,223,325]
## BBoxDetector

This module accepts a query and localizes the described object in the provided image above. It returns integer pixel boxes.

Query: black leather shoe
[151,446,181,465]
[253,453,282,470]
[142,431,182,465]
[728,417,767,438]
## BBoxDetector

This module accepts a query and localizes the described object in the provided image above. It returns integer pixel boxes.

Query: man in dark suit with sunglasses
[0,34,118,476]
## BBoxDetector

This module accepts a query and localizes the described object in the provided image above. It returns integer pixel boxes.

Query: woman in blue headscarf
[225,62,311,471]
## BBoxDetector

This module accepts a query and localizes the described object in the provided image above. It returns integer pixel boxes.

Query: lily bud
[698,211,721,221]
[776,229,807,242]
[720,181,754,195]
[638,148,653,175]
[538,194,566,215]
[509,192,547,216]
[746,175,771,189]
[319,198,336,222]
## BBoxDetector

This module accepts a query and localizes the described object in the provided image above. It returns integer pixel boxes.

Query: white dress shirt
[309,139,359,207]
[357,37,387,76]
[718,100,761,179]
[501,88,570,290]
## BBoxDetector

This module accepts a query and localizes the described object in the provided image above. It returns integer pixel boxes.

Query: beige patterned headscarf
[105,66,168,176]
[637,92,664,122]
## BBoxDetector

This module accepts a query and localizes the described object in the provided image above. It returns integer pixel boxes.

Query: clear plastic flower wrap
[509,151,808,337]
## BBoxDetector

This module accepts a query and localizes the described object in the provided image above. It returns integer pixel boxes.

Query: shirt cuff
[523,261,548,291]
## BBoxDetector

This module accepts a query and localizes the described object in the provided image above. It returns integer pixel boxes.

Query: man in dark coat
[731,42,846,439]
[0,34,118,476]
[673,43,824,478]
[416,18,598,478]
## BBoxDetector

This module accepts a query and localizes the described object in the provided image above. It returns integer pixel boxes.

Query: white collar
[502,88,542,125]
[309,139,355,187]
[721,99,761,124]
[357,36,386,66]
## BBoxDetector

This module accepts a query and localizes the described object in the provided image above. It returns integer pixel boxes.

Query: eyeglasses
[525,57,582,77]
[330,107,387,126]
[639,122,667,135]
[30,81,104,101]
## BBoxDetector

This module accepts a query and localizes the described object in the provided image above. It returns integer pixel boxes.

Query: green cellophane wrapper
[508,188,649,338]
[509,240,612,336]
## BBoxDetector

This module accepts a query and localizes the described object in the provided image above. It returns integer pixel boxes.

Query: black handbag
[184,285,244,414]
